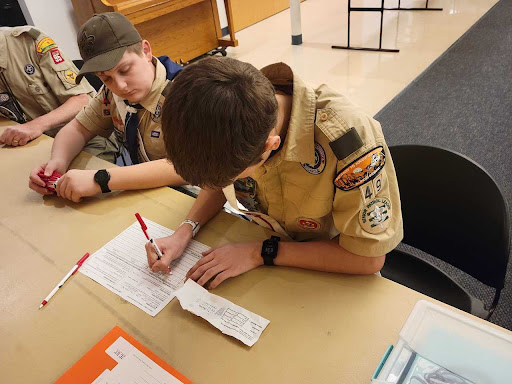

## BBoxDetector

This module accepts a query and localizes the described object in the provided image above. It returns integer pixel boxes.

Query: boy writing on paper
[145,57,403,287]
[29,12,187,202]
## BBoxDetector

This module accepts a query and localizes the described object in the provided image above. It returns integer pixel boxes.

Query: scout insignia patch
[334,146,386,191]
[63,70,77,84]
[298,218,321,230]
[359,197,391,234]
[50,49,64,65]
[301,142,326,175]
[36,37,57,54]
[24,64,35,75]
[152,102,162,123]
[78,31,95,56]
[150,130,160,138]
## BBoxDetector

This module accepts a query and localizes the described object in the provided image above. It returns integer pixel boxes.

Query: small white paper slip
[80,219,210,316]
[175,279,270,347]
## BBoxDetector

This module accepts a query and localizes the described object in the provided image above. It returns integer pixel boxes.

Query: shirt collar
[138,56,167,114]
[260,62,317,168]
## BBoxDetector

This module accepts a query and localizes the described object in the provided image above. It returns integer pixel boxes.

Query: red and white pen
[135,213,164,261]
[39,252,90,309]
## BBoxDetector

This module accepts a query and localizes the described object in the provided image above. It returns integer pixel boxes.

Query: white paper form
[175,279,270,347]
[80,219,209,316]
[105,353,184,384]
[97,336,185,384]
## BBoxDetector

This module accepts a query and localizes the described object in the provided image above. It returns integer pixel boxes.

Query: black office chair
[72,60,103,92]
[381,145,510,319]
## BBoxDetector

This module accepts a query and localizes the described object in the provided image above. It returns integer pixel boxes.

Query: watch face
[94,170,110,184]
[263,244,274,255]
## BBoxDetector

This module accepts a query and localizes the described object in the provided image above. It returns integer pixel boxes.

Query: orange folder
[55,326,193,384]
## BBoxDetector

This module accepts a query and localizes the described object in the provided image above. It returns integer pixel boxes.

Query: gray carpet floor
[375,0,512,329]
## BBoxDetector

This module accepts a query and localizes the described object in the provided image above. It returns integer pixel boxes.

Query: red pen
[39,252,90,309]
[135,213,164,261]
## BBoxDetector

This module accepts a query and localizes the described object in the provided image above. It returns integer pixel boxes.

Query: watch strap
[181,219,200,237]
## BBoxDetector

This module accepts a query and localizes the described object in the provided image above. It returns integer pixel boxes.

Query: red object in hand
[38,171,62,193]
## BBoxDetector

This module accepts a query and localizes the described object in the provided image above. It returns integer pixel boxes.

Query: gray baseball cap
[76,12,142,84]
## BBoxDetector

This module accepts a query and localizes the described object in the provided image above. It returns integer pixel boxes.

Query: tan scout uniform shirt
[0,27,95,123]
[224,63,403,257]
[76,57,167,162]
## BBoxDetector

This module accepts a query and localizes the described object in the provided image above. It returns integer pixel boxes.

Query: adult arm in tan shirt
[0,93,90,146]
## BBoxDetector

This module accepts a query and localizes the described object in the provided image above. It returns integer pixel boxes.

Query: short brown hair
[125,41,143,56]
[162,57,278,188]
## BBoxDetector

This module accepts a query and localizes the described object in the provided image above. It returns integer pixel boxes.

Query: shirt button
[320,112,328,121]
[35,86,41,92]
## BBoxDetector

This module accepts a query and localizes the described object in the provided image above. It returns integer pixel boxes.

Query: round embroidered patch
[301,142,326,175]
[0,93,9,102]
[359,197,392,234]
[64,70,77,84]
[24,64,35,75]
[298,218,321,230]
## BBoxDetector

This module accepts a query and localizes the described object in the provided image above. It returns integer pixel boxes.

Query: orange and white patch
[359,197,391,234]
[298,218,321,231]
[334,146,386,191]
[36,37,57,54]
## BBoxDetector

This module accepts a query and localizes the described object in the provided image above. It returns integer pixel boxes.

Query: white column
[290,0,302,45]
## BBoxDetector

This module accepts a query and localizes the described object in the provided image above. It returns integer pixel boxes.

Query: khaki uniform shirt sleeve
[75,86,114,138]
[36,35,95,103]
[329,106,403,257]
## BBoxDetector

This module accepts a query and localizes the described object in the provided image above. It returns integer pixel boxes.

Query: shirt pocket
[283,180,333,226]
[27,82,53,113]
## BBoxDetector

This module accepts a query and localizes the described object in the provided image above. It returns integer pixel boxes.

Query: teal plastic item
[372,344,394,381]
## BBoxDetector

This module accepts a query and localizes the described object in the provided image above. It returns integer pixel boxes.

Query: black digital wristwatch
[261,236,280,266]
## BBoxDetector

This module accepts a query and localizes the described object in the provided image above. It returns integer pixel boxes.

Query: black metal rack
[332,0,443,53]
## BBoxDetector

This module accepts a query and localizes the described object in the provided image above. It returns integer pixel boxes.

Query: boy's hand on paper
[29,160,67,195]
[146,225,192,273]
[186,242,263,289]
[55,169,100,202]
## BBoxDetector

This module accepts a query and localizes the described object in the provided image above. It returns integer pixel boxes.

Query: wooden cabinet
[70,0,238,63]
[230,0,304,32]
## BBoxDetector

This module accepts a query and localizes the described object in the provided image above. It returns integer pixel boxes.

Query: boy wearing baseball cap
[29,12,186,201]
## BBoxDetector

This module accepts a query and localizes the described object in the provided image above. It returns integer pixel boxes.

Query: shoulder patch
[49,48,64,64]
[359,197,391,234]
[334,146,386,191]
[329,127,363,160]
[36,37,57,55]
